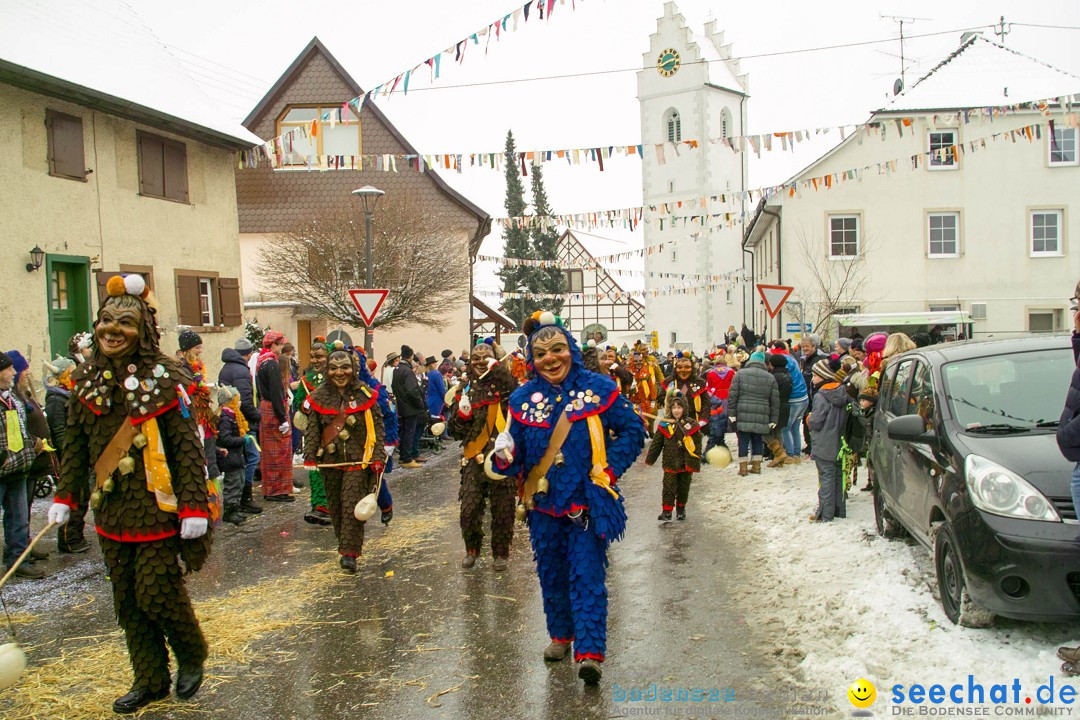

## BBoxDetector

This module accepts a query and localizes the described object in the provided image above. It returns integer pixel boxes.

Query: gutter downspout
[739,93,749,332]
[762,207,781,339]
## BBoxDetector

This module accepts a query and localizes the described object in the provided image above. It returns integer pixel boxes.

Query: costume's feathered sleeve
[601,393,645,481]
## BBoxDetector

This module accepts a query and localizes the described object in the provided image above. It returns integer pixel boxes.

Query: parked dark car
[868,336,1077,626]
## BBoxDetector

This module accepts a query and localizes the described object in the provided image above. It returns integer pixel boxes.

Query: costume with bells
[48,274,212,714]
[645,395,705,521]
[494,311,645,684]
[662,354,709,424]
[301,351,386,573]
[447,345,518,569]
[627,346,660,430]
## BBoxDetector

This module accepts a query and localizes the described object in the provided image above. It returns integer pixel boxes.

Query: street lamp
[351,185,385,356]
[516,285,527,332]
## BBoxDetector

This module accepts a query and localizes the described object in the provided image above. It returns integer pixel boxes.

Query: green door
[46,255,91,358]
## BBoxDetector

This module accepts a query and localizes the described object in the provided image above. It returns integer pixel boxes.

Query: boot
[676,507,686,521]
[461,552,477,569]
[1059,646,1080,663]
[175,662,204,700]
[492,556,508,572]
[340,555,357,574]
[783,455,801,466]
[766,439,788,468]
[657,509,672,522]
[223,506,246,525]
[750,457,762,474]
[578,658,602,684]
[240,484,263,514]
[737,461,749,477]
[544,640,571,661]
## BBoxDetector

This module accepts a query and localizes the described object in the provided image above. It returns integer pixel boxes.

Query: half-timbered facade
[557,230,645,343]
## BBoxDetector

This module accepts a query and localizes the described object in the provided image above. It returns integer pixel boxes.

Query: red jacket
[706,366,734,402]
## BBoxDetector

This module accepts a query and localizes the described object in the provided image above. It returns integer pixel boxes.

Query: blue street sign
[785,323,812,332]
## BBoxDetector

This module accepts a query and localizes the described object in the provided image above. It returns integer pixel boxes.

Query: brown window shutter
[95,271,124,309]
[218,277,242,327]
[162,140,188,203]
[47,111,85,179]
[138,133,165,197]
[175,274,201,325]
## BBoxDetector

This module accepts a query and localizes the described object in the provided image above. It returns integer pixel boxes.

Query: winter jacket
[44,386,69,452]
[645,417,704,473]
[255,354,288,424]
[771,350,808,402]
[216,407,248,472]
[218,348,260,427]
[1057,332,1080,461]
[0,389,37,478]
[392,362,425,418]
[726,361,779,435]
[740,325,756,348]
[808,383,850,462]
[426,369,446,418]
[770,366,793,427]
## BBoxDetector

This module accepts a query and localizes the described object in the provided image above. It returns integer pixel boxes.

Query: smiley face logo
[848,678,876,708]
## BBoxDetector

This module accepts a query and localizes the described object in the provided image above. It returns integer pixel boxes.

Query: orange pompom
[106,276,126,297]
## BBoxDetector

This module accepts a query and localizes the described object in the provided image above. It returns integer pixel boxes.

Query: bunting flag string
[479,115,1076,234]
[473,253,740,281]
[473,275,752,302]
[240,95,1080,174]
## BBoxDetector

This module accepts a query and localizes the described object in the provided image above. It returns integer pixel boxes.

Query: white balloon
[0,642,27,691]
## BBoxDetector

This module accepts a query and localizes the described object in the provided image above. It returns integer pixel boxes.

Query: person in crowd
[726,325,739,345]
[10,352,56,569]
[727,351,779,476]
[217,337,262,516]
[45,356,88,553]
[882,333,917,371]
[492,310,645,684]
[215,386,249,525]
[601,347,634,397]
[0,351,45,579]
[47,275,211,713]
[390,346,425,468]
[765,353,793,467]
[256,331,294,501]
[768,340,809,464]
[799,335,828,456]
[178,330,218,484]
[848,383,879,492]
[294,337,331,525]
[740,323,756,348]
[808,357,851,522]
[645,394,704,522]
[425,356,446,420]
[438,349,455,379]
[703,354,734,455]
[663,353,708,424]
[302,350,387,574]
[279,342,302,461]
[1057,293,1080,675]
[834,337,852,357]
[447,343,518,571]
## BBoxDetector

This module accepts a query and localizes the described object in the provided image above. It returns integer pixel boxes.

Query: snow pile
[696,459,1080,711]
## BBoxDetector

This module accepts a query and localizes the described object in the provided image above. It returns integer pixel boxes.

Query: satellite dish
[326,329,354,348]
[517,334,527,349]
[893,78,904,96]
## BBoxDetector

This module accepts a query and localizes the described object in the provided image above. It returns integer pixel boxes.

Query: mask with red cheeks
[327,352,354,388]
[532,334,572,385]
[96,304,141,359]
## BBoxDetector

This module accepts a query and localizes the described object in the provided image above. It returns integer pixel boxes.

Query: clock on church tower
[656,48,680,77]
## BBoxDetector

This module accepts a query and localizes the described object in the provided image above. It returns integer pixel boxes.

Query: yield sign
[347,289,389,326]
[757,284,794,319]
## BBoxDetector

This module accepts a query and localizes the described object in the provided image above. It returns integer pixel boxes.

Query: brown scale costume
[54,289,211,702]
[446,357,518,560]
[302,360,386,560]
[645,399,705,513]
[662,359,709,424]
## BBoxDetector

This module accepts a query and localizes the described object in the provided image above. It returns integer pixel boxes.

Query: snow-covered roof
[879,34,1080,113]
[0,0,260,149]
[691,31,744,94]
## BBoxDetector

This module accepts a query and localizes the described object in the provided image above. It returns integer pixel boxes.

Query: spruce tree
[528,162,566,315]
[498,130,539,327]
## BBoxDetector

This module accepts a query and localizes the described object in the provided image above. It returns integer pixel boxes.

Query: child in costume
[216,386,250,525]
[492,311,645,684]
[662,353,709,424]
[47,274,212,714]
[302,350,387,573]
[447,342,518,571]
[354,347,397,524]
[645,395,704,521]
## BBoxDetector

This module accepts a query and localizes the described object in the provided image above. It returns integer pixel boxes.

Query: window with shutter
[138,131,188,202]
[175,273,202,325]
[217,277,242,327]
[47,111,86,180]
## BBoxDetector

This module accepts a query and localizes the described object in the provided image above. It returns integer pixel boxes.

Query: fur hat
[178,329,203,352]
[858,385,879,404]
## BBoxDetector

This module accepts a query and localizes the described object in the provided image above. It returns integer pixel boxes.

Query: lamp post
[350,185,385,356]
[516,285,528,333]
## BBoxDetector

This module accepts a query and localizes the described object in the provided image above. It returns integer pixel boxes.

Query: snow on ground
[695,456,1080,713]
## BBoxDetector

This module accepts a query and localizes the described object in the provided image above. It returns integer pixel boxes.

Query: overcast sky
[130,0,1080,291]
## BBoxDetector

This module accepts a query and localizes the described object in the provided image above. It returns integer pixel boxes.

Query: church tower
[637,2,749,352]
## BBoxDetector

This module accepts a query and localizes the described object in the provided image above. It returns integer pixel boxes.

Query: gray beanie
[234,337,254,354]
[836,338,853,351]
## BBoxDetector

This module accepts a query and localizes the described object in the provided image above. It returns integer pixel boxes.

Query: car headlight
[965,454,1061,522]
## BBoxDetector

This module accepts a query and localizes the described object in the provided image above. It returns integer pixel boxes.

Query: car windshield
[943,348,1073,430]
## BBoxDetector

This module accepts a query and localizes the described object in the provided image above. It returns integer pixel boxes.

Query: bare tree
[257,193,469,330]
[795,226,879,340]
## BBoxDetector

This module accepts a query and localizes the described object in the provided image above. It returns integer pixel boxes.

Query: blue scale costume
[500,322,645,664]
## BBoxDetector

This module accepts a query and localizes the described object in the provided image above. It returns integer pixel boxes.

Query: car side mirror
[887,414,936,444]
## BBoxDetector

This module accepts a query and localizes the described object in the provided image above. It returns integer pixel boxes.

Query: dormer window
[664,109,681,143]
[276,104,362,167]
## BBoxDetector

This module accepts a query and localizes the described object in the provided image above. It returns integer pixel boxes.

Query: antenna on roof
[993,15,1010,44]
[880,14,931,90]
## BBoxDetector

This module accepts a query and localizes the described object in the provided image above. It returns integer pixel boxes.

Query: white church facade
[637,2,749,352]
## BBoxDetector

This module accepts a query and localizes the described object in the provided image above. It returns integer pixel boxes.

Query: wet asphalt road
[4,444,790,720]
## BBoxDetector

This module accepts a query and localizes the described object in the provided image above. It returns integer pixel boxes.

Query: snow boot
[766,439,788,468]
[737,460,749,477]
[750,457,762,474]
[240,484,263,514]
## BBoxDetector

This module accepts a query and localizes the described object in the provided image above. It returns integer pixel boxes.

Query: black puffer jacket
[1057,333,1080,461]
[770,366,793,427]
[45,386,69,452]
[216,408,248,471]
[727,360,779,435]
[218,349,259,426]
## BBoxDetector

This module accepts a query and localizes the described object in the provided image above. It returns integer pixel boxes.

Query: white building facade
[637,2,749,352]
[744,35,1080,342]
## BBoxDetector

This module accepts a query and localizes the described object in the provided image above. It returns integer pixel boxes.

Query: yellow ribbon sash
[585,414,619,500]
[141,417,177,513]
[361,408,376,466]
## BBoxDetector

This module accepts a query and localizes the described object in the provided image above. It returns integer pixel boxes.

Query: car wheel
[933,522,994,628]
[871,466,905,539]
